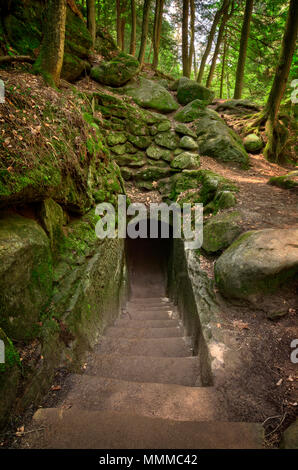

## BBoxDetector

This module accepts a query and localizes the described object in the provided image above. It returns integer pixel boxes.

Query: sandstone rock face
[214,228,298,302]
[0,214,52,340]
[202,212,244,253]
[91,52,140,87]
[176,78,215,105]
[122,78,179,113]
[39,198,64,252]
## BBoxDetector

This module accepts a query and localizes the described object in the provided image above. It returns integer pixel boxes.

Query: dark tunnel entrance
[126,218,173,299]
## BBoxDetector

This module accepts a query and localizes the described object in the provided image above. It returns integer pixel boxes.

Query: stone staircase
[31,296,263,449]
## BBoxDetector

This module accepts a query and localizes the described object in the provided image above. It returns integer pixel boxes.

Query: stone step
[64,375,226,421]
[115,318,180,328]
[86,354,200,386]
[121,310,175,321]
[32,408,263,449]
[95,336,192,357]
[105,326,183,338]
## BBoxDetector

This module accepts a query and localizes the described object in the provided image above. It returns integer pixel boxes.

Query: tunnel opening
[125,218,173,299]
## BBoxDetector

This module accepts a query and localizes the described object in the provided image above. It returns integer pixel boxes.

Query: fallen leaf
[51,385,61,391]
[232,320,249,330]
[276,378,283,386]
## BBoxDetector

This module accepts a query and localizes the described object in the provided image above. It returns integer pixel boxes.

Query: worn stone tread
[32,408,264,449]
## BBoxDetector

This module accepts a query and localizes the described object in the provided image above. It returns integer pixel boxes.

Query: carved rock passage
[27,237,263,449]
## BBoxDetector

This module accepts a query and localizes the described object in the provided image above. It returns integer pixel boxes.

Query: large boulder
[174,99,208,122]
[0,214,53,341]
[177,77,215,105]
[91,52,140,87]
[214,228,298,302]
[193,109,249,166]
[202,211,244,253]
[122,78,179,113]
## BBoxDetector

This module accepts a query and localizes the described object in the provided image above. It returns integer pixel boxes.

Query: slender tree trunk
[193,47,198,77]
[263,0,298,161]
[33,0,66,87]
[138,0,152,65]
[182,0,189,77]
[197,0,228,83]
[147,39,153,62]
[120,16,126,51]
[116,0,122,49]
[206,0,230,88]
[152,0,165,69]
[130,0,136,55]
[87,0,96,47]
[220,38,227,98]
[188,0,195,77]
[233,0,253,99]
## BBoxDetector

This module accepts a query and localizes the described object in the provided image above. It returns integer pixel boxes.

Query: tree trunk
[187,0,195,77]
[193,47,198,78]
[206,0,230,88]
[138,0,152,65]
[197,0,228,83]
[263,0,298,161]
[129,0,136,55]
[120,16,126,51]
[87,0,96,47]
[220,38,227,98]
[116,0,122,49]
[233,0,254,99]
[182,0,189,77]
[33,0,66,87]
[152,0,165,69]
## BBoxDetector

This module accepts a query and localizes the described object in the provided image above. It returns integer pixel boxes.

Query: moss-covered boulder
[146,145,172,161]
[91,52,140,87]
[243,134,263,153]
[39,198,64,252]
[280,420,298,449]
[202,211,243,253]
[269,171,298,190]
[157,121,171,132]
[175,123,197,138]
[134,166,171,181]
[114,153,147,167]
[180,135,198,150]
[171,152,200,170]
[154,131,180,150]
[174,99,208,123]
[107,132,127,146]
[177,77,215,105]
[0,214,53,341]
[122,78,179,113]
[214,228,298,302]
[193,109,249,166]
[127,134,152,149]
